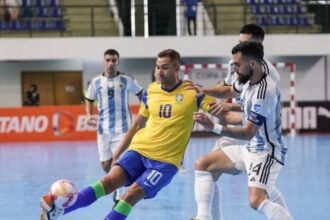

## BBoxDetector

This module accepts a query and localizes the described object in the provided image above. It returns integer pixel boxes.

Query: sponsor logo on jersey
[253,104,261,113]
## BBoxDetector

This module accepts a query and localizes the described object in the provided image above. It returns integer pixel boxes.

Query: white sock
[257,199,294,220]
[194,171,214,220]
[115,187,126,200]
[211,184,223,220]
[266,186,288,209]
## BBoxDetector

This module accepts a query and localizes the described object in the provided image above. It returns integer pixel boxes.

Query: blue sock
[105,210,127,220]
[64,181,105,214]
[104,200,132,220]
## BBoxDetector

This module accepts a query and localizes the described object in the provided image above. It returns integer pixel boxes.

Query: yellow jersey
[129,80,215,168]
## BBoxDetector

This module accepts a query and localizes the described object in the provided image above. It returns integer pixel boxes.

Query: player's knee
[194,156,208,171]
[100,176,115,195]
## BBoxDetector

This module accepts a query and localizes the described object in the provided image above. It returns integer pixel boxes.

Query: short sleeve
[233,80,243,93]
[224,59,236,86]
[248,97,269,126]
[198,95,216,112]
[128,77,143,95]
[85,79,97,101]
[267,60,280,84]
[138,102,150,118]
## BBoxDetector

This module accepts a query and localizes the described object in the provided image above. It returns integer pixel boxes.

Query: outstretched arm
[202,81,233,98]
[183,80,241,99]
[194,112,258,140]
[207,102,242,125]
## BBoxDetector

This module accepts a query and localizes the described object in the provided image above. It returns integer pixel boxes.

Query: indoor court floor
[0,135,329,220]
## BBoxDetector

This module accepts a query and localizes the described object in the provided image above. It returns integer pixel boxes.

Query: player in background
[85,49,143,204]
[40,49,215,220]
[191,42,293,220]
[186,23,279,110]
[186,24,282,220]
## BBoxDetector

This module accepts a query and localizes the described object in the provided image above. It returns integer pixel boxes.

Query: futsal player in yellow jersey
[129,79,212,168]
[40,49,215,220]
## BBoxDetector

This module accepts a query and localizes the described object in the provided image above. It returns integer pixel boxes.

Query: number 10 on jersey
[159,104,172,118]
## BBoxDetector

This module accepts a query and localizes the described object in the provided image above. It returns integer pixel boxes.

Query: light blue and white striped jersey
[241,74,287,165]
[86,73,143,135]
[224,59,280,103]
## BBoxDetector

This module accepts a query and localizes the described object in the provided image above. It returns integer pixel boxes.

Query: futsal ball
[50,179,78,209]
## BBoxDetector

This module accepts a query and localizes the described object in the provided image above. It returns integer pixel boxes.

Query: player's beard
[160,77,169,87]
[160,74,177,88]
[238,70,253,84]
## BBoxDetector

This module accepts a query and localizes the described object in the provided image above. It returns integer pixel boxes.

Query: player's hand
[209,102,231,117]
[87,116,98,126]
[193,112,214,130]
[183,80,203,96]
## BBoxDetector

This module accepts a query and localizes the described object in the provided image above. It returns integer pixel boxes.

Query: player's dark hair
[231,42,264,62]
[104,49,120,58]
[158,49,181,67]
[239,24,265,42]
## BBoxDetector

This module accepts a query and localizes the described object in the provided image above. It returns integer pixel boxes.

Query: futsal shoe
[40,192,64,220]
[112,190,120,207]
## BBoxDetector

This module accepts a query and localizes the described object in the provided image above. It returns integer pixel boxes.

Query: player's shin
[266,186,288,210]
[64,181,106,214]
[211,184,224,220]
[194,171,214,220]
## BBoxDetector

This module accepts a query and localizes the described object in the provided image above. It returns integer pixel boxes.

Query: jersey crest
[175,93,184,103]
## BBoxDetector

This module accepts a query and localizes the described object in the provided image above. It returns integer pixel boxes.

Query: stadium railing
[0,1,328,37]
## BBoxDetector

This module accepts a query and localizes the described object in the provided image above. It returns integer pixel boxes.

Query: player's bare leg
[40,165,128,220]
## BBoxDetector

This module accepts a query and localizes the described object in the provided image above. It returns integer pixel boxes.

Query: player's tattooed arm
[221,111,243,126]
[203,81,233,99]
[209,102,242,125]
[220,121,259,140]
[194,112,259,140]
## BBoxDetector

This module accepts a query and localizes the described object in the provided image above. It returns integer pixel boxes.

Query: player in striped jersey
[192,42,293,220]
[85,49,143,204]
[188,24,283,220]
[187,24,279,106]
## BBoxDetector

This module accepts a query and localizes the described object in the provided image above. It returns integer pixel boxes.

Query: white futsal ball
[50,179,78,209]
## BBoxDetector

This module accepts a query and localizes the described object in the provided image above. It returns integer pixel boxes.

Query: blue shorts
[116,150,178,199]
